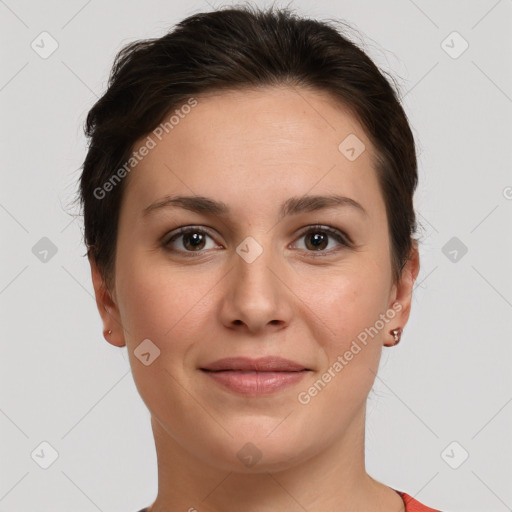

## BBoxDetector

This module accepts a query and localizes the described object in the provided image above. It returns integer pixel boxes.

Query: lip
[200,357,311,396]
[200,356,309,372]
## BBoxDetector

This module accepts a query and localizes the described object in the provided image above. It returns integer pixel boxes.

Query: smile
[200,369,310,395]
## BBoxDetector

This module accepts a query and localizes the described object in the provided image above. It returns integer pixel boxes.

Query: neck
[146,406,404,512]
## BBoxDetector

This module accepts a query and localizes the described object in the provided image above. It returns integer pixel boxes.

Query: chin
[199,423,316,474]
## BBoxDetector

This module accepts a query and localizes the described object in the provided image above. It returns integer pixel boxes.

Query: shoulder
[396,490,443,512]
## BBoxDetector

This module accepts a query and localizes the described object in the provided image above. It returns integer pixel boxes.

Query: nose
[218,242,294,334]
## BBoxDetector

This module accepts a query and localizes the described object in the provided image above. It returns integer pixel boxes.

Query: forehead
[121,86,384,219]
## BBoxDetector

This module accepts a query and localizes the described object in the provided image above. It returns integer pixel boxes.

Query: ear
[388,240,420,333]
[89,254,126,347]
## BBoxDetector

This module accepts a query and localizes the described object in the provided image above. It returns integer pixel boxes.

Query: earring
[385,327,402,347]
[104,329,112,337]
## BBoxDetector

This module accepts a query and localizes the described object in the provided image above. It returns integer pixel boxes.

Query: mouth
[200,356,310,372]
[200,369,310,395]
[200,356,311,395]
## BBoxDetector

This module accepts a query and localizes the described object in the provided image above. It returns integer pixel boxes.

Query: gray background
[1,0,511,511]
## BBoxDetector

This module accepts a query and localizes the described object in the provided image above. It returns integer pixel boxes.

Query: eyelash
[162,225,352,257]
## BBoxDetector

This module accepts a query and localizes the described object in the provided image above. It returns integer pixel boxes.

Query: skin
[90,85,419,512]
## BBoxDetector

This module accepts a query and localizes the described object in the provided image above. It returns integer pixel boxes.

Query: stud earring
[385,327,402,347]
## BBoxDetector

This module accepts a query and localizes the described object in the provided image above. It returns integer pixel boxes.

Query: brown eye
[181,231,207,251]
[294,226,351,254]
[164,227,217,253]
[305,232,328,250]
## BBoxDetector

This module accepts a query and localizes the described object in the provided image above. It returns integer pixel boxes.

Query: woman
[78,5,441,511]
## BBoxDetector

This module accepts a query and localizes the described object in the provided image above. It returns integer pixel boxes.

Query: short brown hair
[76,4,418,291]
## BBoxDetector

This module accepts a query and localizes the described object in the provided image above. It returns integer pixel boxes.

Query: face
[91,85,418,473]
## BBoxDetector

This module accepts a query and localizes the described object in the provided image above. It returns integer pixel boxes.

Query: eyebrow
[142,193,367,220]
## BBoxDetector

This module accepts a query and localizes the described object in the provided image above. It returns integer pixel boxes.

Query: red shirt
[394,489,441,511]
[137,491,441,511]
[136,489,441,511]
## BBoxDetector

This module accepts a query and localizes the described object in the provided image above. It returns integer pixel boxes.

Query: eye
[292,225,351,254]
[163,226,219,254]
[163,224,352,257]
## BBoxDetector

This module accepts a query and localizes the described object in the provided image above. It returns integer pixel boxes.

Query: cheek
[297,268,387,412]
[306,259,391,340]
[115,255,216,350]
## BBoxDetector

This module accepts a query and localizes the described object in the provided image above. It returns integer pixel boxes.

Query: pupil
[185,232,204,250]
[182,231,329,251]
[308,232,326,250]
